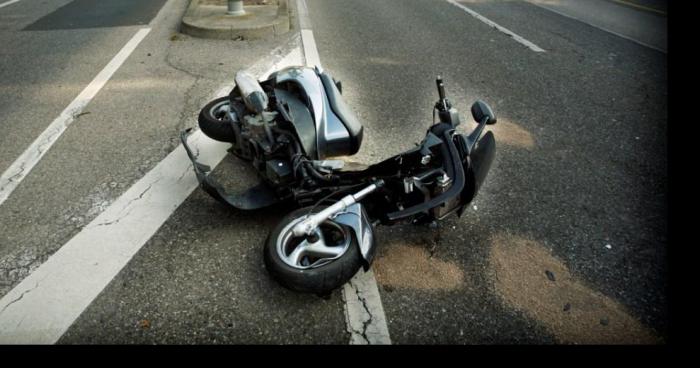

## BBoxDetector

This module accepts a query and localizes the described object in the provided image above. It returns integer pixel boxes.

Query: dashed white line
[0,40,303,344]
[296,0,392,345]
[0,0,20,10]
[0,28,151,207]
[526,0,666,53]
[610,0,666,16]
[446,0,546,53]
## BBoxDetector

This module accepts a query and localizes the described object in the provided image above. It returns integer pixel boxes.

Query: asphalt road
[0,0,667,344]
[302,0,667,344]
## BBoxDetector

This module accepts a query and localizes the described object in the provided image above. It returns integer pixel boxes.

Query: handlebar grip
[436,76,446,100]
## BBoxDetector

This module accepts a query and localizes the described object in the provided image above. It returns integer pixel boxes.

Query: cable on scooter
[305,182,369,217]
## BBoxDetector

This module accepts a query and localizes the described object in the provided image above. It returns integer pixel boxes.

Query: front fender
[332,203,376,271]
[458,130,496,213]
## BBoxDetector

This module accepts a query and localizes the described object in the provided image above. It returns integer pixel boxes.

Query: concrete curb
[181,0,290,40]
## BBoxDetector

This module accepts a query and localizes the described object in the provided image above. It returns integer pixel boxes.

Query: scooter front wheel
[263,206,363,295]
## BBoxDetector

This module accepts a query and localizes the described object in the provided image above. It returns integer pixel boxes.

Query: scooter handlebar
[436,76,446,101]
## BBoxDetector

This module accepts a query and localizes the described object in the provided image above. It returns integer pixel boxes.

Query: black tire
[198,96,237,142]
[263,206,364,295]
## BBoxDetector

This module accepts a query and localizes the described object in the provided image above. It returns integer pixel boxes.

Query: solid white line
[301,29,322,68]
[0,0,20,9]
[297,0,312,29]
[526,1,666,53]
[295,0,391,345]
[446,0,546,53]
[343,270,392,344]
[0,41,303,344]
[0,28,152,207]
[298,1,319,66]
[0,130,228,344]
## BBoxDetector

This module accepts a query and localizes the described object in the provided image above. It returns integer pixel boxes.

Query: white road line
[0,28,151,207]
[610,0,666,16]
[297,0,312,29]
[526,0,666,53]
[445,0,546,53]
[298,0,320,67]
[0,0,20,10]
[0,41,303,344]
[296,0,391,345]
[0,130,227,344]
[342,270,392,344]
[301,30,322,68]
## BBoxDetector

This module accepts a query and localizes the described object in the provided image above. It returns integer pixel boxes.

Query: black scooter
[181,66,496,294]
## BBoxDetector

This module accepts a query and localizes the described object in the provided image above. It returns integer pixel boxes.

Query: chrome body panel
[274,66,351,159]
[332,203,376,269]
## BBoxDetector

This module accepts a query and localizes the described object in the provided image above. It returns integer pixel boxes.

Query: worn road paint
[610,0,666,15]
[297,0,312,29]
[0,130,228,343]
[526,0,666,53]
[446,0,546,53]
[0,28,151,207]
[301,29,322,68]
[0,39,302,344]
[296,0,391,345]
[298,0,321,68]
[0,0,20,10]
[342,269,392,344]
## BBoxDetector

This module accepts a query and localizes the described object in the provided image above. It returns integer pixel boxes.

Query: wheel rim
[276,215,352,270]
[209,100,231,121]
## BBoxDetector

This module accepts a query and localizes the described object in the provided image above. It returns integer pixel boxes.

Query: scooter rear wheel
[263,206,363,295]
[198,96,237,142]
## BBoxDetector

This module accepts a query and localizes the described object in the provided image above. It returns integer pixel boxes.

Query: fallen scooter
[180,66,496,295]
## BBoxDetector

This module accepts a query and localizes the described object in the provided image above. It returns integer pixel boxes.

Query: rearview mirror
[471,100,496,125]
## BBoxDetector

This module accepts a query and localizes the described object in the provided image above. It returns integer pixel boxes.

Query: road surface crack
[132,178,160,202]
[176,166,191,182]
[0,281,40,316]
[349,279,373,344]
[0,162,27,194]
[89,177,163,228]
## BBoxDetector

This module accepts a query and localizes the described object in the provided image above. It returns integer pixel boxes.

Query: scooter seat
[319,72,363,155]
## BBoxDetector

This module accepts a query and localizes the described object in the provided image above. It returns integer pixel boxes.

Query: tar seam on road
[297,0,392,345]
[0,28,152,208]
[0,39,303,344]
[526,0,666,53]
[445,0,546,53]
[0,0,20,10]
